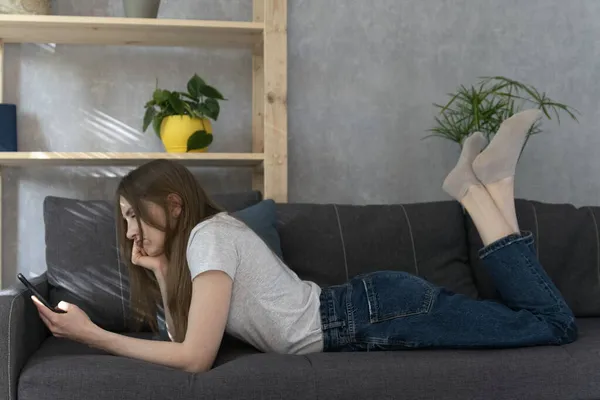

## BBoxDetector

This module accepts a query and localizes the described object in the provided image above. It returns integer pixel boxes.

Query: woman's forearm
[155,272,176,341]
[87,326,206,373]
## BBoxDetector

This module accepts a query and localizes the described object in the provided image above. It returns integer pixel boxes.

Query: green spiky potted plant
[428,76,579,150]
[143,74,226,153]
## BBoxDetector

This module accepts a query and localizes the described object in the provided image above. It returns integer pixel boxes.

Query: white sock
[442,132,487,201]
[472,109,542,184]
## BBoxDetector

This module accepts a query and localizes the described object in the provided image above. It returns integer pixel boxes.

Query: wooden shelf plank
[0,15,264,48]
[0,152,264,167]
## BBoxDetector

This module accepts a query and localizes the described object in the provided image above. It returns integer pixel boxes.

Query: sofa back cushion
[44,191,263,332]
[276,201,479,298]
[467,199,600,317]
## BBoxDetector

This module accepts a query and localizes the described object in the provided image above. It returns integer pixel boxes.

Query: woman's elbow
[183,359,211,373]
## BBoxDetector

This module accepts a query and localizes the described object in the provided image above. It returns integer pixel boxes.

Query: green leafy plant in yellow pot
[142,74,226,153]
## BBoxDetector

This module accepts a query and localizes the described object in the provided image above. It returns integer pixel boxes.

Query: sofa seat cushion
[18,334,316,400]
[303,318,600,400]
[19,320,600,400]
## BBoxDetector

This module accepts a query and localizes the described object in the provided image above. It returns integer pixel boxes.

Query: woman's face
[120,196,166,257]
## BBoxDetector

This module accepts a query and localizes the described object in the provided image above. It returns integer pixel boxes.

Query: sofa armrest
[0,273,49,400]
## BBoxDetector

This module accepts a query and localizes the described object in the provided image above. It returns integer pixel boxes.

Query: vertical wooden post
[0,40,3,101]
[0,39,4,288]
[252,0,265,195]
[263,0,288,202]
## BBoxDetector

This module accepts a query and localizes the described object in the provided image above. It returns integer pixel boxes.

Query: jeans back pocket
[361,271,436,323]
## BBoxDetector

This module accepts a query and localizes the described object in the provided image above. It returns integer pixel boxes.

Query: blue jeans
[319,233,578,351]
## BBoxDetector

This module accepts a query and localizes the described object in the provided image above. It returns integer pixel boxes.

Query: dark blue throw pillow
[232,199,283,258]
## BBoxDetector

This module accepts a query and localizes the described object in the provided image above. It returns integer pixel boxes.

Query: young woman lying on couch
[32,109,578,373]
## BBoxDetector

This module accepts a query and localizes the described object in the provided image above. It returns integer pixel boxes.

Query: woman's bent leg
[349,237,577,351]
[321,111,577,352]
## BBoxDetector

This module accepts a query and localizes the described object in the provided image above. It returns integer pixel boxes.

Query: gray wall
[3,0,599,286]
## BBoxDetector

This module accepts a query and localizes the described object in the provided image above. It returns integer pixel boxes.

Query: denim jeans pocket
[361,271,436,323]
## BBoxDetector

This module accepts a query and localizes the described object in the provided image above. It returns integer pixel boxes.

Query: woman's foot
[442,132,487,201]
[472,109,542,232]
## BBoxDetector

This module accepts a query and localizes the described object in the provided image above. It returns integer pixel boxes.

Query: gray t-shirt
[186,212,324,354]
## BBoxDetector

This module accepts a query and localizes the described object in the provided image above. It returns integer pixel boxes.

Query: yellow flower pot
[160,115,213,153]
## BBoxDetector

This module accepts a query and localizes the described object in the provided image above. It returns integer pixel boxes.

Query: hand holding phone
[17,273,66,313]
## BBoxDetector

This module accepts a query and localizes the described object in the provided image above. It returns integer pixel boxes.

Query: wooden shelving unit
[0,152,265,167]
[0,0,288,287]
[0,15,264,48]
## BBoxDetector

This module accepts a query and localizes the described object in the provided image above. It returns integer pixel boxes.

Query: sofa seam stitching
[530,202,540,258]
[399,204,419,275]
[332,204,349,281]
[587,206,600,286]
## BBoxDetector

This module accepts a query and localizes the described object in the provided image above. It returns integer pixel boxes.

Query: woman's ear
[167,194,182,218]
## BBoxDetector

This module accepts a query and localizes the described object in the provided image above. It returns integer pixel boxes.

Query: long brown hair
[116,159,223,342]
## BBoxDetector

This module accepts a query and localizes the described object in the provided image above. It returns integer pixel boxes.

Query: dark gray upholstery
[303,318,600,400]
[16,320,600,400]
[43,191,263,332]
[3,195,600,399]
[44,198,127,332]
[19,334,313,400]
[467,199,600,316]
[0,273,49,400]
[277,201,478,297]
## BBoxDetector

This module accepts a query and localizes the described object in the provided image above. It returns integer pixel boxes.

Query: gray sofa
[2,192,600,400]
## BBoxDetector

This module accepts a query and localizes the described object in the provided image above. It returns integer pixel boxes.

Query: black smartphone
[17,273,66,314]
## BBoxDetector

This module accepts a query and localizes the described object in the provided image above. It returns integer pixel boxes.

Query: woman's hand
[132,243,167,277]
[32,296,98,344]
